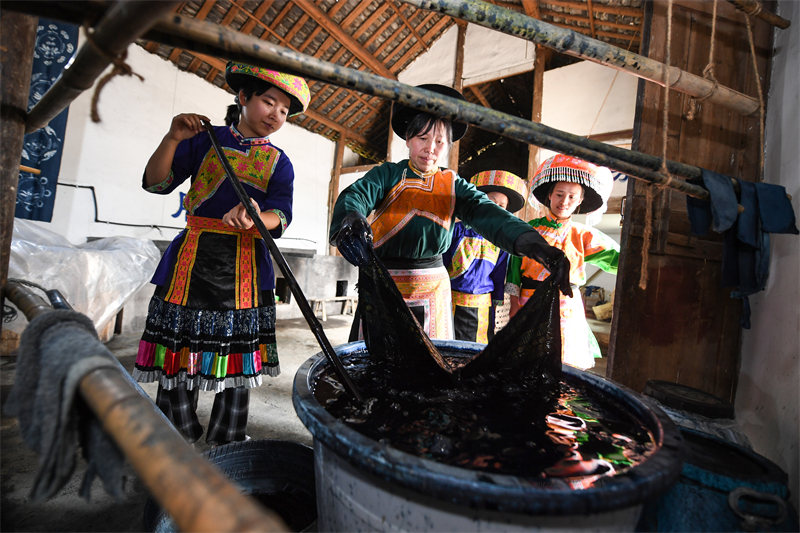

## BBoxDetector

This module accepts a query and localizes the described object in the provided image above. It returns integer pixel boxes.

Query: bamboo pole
[25,0,179,134]
[4,281,288,533]
[142,14,714,201]
[401,0,761,117]
[727,0,791,29]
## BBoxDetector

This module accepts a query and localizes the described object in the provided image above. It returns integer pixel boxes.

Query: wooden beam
[586,0,597,38]
[539,0,643,18]
[468,86,491,108]
[391,0,431,52]
[292,0,395,78]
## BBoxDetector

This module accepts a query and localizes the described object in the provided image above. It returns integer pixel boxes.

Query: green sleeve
[584,227,620,274]
[328,162,395,242]
[505,253,523,286]
[453,177,531,253]
[585,248,619,274]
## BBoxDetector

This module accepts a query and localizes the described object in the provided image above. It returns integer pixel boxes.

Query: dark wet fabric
[355,241,562,391]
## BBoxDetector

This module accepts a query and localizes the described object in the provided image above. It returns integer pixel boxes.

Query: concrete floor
[0,314,353,533]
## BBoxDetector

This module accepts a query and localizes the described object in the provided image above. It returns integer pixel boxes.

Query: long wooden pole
[1,11,37,328]
[4,281,288,532]
[143,14,714,201]
[401,0,761,117]
[25,0,179,134]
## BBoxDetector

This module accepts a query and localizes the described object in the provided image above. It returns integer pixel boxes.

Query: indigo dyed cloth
[686,170,798,328]
[16,19,78,222]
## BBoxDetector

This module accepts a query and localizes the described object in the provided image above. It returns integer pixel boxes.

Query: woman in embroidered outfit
[506,154,619,370]
[443,170,529,343]
[329,84,571,341]
[133,62,310,445]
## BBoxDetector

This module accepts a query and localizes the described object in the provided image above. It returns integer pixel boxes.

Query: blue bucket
[640,428,799,531]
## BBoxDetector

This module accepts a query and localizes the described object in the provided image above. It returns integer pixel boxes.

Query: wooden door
[608,0,775,403]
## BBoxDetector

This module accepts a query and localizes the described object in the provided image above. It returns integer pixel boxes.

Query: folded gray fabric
[3,309,126,501]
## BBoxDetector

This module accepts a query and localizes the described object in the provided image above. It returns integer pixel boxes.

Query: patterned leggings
[155,382,249,445]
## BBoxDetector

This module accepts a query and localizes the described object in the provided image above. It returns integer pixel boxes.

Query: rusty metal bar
[401,0,762,117]
[4,280,288,532]
[25,0,180,134]
[142,13,713,200]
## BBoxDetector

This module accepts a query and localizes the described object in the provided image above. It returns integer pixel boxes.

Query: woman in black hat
[329,84,570,341]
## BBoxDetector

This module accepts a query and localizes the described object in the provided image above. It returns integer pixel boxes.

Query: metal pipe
[401,0,761,117]
[143,14,713,200]
[25,0,179,133]
[3,280,289,532]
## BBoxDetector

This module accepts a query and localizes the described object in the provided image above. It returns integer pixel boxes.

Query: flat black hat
[391,84,468,141]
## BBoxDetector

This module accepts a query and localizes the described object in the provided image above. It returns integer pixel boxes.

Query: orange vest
[370,168,456,249]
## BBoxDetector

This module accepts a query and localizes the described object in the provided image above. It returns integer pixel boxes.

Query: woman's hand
[223,198,260,229]
[167,113,210,143]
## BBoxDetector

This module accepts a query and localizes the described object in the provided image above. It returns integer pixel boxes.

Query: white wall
[27,41,335,254]
[540,60,638,164]
[737,0,800,509]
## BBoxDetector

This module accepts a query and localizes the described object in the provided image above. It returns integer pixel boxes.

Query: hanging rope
[744,14,766,181]
[640,0,676,290]
[688,0,720,120]
[83,26,145,123]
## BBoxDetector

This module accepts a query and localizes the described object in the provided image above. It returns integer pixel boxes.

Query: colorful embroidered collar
[229,125,272,146]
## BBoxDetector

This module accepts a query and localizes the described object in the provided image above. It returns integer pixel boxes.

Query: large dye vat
[293,340,684,531]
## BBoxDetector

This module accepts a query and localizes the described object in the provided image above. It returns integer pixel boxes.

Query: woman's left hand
[223,198,260,229]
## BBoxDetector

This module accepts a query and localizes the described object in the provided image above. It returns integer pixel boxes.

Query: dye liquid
[314,349,656,489]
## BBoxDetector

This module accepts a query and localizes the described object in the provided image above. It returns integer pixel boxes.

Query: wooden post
[523,45,546,222]
[449,21,466,171]
[328,138,345,256]
[0,11,37,323]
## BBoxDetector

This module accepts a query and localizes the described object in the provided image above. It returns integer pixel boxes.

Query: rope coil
[84,27,145,123]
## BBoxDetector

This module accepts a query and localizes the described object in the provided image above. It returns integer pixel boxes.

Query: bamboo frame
[4,281,288,533]
[727,0,791,29]
[401,0,761,117]
[142,13,714,201]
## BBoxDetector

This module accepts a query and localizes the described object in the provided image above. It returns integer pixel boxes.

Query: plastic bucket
[293,340,684,531]
[641,428,799,531]
[143,439,316,532]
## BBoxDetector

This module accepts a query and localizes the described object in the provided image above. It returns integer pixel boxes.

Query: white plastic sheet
[7,219,161,341]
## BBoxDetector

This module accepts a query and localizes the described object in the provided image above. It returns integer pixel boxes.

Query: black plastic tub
[293,340,685,531]
[143,439,316,532]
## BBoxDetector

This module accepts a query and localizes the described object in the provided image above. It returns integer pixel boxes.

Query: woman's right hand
[167,113,211,143]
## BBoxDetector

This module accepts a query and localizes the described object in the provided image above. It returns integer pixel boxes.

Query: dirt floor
[0,315,353,533]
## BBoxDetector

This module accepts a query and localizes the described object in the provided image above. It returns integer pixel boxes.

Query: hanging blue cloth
[15,19,78,222]
[687,169,798,329]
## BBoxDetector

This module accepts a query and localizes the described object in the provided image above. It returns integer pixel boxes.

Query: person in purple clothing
[132,61,310,446]
[443,170,529,343]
